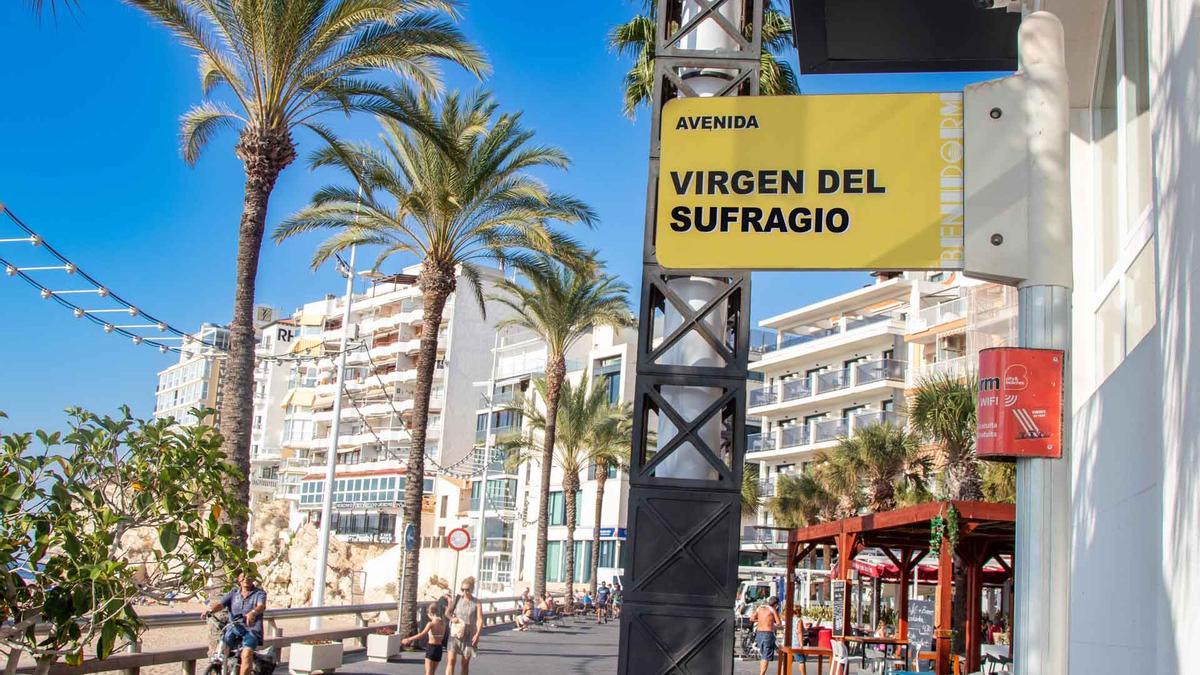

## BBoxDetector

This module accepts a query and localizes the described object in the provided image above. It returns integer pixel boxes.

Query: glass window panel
[1125,238,1157,352]
[546,541,563,583]
[553,492,567,526]
[1097,287,1124,382]
[1123,0,1152,224]
[1094,5,1121,278]
[574,541,593,584]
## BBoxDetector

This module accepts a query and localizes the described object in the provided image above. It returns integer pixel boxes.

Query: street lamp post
[310,245,356,630]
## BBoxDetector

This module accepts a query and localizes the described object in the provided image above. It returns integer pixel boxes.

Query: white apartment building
[152,322,229,424]
[420,324,637,594]
[741,272,1017,564]
[279,264,512,547]
[746,273,911,518]
[249,318,298,502]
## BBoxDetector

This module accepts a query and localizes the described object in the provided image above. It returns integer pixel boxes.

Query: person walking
[446,577,483,675]
[752,596,782,675]
[401,603,447,675]
[596,582,611,624]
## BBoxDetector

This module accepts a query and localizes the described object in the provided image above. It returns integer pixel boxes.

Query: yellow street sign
[655,93,964,270]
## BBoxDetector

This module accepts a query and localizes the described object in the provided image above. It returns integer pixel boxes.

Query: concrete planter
[289,641,344,674]
[366,634,402,663]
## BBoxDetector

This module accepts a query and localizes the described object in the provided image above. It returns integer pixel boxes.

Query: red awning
[851,557,1010,585]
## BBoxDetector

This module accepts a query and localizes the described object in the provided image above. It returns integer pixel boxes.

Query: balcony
[909,356,971,384]
[469,447,509,473]
[741,527,790,546]
[753,314,896,357]
[758,478,776,497]
[748,359,907,411]
[748,432,776,454]
[469,494,517,511]
[476,424,523,444]
[907,297,967,333]
[749,410,905,458]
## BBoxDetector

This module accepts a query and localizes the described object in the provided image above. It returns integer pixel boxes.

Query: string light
[0,205,356,366]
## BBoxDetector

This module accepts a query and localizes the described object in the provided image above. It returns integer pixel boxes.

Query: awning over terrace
[784,501,1015,675]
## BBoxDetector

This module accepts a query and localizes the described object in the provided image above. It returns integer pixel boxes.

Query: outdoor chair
[830,639,852,675]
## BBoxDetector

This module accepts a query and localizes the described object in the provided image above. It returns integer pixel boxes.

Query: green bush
[0,408,254,670]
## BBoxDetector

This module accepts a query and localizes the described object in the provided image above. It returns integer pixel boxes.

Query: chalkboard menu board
[831,580,847,633]
[907,598,935,649]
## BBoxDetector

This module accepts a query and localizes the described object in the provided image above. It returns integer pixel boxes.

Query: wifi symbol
[1004,395,1019,407]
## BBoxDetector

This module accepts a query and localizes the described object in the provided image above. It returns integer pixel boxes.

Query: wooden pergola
[784,501,1015,675]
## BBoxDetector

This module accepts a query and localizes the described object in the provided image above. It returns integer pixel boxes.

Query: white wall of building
[1037,0,1198,672]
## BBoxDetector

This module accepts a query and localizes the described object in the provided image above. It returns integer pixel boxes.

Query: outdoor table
[841,636,911,670]
[777,646,832,675]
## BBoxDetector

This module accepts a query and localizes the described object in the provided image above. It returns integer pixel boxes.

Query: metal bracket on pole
[962,12,1072,291]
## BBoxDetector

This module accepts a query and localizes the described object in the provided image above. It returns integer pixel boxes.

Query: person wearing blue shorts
[206,572,267,675]
[751,596,781,675]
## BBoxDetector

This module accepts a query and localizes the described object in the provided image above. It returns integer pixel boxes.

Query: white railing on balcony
[749,411,905,455]
[753,313,899,355]
[748,359,907,409]
[748,432,776,454]
[910,356,971,383]
[908,297,967,332]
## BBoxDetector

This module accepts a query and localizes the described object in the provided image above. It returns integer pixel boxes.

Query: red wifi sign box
[976,347,1065,459]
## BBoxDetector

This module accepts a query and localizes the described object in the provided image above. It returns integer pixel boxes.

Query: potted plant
[290,639,344,674]
[366,627,402,663]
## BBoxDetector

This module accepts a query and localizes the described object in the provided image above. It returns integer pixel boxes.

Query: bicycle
[203,613,277,675]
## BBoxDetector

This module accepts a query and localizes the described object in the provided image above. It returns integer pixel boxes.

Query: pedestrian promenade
[304,620,768,674]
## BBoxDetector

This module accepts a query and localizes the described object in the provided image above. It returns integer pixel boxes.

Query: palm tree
[490,258,634,596]
[274,93,595,635]
[836,423,932,513]
[770,471,834,528]
[814,449,863,520]
[908,373,984,500]
[741,463,763,518]
[504,377,612,601]
[982,461,1017,503]
[609,0,798,118]
[584,401,632,598]
[127,0,486,543]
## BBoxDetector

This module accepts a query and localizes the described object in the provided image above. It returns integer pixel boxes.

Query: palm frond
[179,101,242,164]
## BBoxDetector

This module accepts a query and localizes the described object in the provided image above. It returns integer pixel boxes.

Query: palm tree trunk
[564,472,578,602]
[589,466,607,598]
[398,262,455,638]
[217,128,295,547]
[533,355,567,597]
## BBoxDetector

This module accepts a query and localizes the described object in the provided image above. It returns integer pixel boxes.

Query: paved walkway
[298,619,774,674]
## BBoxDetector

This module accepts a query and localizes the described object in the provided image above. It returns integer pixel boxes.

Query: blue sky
[0,1,1003,434]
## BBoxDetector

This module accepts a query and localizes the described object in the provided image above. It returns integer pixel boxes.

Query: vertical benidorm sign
[977,347,1065,459]
[655,93,965,270]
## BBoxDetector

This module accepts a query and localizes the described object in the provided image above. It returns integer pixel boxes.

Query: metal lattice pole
[617,1,760,673]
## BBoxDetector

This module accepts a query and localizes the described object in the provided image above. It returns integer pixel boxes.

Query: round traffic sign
[446,527,471,551]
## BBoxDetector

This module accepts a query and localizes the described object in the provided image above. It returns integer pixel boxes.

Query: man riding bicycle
[205,571,267,675]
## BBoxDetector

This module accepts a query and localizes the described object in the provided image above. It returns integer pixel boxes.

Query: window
[440,496,448,518]
[598,540,622,569]
[594,356,622,405]
[548,492,566,526]
[546,541,564,582]
[573,541,593,584]
[1092,0,1157,385]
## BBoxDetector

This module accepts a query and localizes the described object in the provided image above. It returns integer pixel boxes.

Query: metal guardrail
[23,597,521,675]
